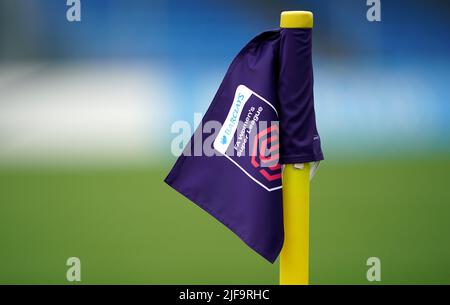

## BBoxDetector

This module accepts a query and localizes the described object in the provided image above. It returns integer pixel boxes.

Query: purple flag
[165,28,323,263]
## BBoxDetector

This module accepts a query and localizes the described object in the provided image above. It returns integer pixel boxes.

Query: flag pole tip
[280,11,313,29]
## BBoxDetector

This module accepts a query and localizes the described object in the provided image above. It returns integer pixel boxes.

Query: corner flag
[165,18,323,263]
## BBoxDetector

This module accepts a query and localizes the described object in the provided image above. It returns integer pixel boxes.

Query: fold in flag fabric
[165,28,324,263]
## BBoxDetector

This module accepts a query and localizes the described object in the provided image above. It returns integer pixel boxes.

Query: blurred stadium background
[0,0,449,284]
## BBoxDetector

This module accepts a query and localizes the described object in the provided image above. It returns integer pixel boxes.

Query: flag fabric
[165,28,323,263]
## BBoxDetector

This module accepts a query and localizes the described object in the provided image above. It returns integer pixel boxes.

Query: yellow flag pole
[280,163,310,285]
[279,11,314,286]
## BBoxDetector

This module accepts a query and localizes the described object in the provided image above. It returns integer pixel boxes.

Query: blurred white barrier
[0,61,172,165]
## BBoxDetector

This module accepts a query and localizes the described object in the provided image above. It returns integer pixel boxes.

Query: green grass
[0,158,449,284]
